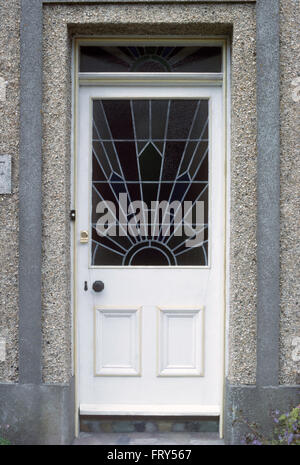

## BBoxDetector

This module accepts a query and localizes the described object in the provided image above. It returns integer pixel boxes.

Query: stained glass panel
[91,99,209,266]
[80,46,222,73]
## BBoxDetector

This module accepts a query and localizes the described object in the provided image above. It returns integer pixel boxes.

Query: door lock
[92,281,105,293]
[80,230,89,243]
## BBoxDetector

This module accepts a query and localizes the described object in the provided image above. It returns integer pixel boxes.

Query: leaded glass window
[80,46,222,73]
[91,99,209,267]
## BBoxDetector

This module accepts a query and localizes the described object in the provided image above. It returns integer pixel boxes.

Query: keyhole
[84,281,88,291]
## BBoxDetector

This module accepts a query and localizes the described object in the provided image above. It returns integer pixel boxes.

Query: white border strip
[80,404,220,416]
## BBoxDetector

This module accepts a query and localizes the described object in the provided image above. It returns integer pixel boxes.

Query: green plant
[271,405,300,445]
[0,424,11,445]
[0,437,10,445]
[234,404,300,445]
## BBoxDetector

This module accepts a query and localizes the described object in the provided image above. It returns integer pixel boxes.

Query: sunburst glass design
[80,46,222,74]
[91,99,209,266]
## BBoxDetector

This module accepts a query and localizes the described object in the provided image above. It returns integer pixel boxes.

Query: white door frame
[71,37,230,438]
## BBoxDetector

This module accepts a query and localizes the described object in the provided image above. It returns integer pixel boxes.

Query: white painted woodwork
[78,72,223,87]
[95,308,141,376]
[80,404,220,416]
[76,83,224,416]
[158,308,204,377]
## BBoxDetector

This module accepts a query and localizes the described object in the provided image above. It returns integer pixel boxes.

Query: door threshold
[80,404,220,416]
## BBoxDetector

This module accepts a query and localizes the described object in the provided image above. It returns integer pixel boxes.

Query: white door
[76,83,224,417]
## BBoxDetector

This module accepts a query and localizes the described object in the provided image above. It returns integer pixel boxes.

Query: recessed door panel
[95,307,141,376]
[158,307,204,377]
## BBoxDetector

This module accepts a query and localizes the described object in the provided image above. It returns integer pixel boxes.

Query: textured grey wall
[42,2,257,384]
[279,0,300,385]
[0,0,299,388]
[0,0,20,383]
[256,0,280,386]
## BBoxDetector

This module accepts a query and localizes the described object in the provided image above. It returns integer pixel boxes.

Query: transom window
[80,45,222,73]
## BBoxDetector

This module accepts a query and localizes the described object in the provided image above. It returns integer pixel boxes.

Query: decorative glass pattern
[80,46,222,73]
[91,99,209,266]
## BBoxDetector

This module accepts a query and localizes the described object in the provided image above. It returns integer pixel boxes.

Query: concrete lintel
[43,0,256,4]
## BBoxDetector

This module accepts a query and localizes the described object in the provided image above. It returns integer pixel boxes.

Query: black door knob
[92,281,104,292]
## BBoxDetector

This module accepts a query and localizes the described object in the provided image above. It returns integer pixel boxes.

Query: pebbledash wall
[0,0,299,445]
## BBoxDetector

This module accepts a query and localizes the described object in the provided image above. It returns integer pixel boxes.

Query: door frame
[71,36,230,438]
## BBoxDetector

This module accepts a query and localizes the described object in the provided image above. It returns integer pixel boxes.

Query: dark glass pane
[139,143,162,181]
[91,99,209,266]
[102,100,134,139]
[167,100,198,139]
[80,46,222,73]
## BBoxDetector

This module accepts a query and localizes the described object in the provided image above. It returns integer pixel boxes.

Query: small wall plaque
[0,155,12,194]
[0,77,7,102]
[0,337,6,362]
